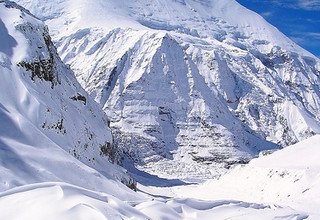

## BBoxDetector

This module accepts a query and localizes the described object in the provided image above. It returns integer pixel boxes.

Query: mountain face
[0,0,137,194]
[1,1,320,219]
[13,0,320,181]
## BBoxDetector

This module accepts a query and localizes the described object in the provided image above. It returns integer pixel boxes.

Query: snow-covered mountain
[0,0,137,193]
[13,0,320,181]
[1,1,320,219]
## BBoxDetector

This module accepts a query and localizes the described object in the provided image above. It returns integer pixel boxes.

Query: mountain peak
[14,0,315,58]
[12,0,320,181]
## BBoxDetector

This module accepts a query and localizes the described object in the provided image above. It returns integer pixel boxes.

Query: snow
[0,183,148,220]
[0,0,136,198]
[1,1,320,219]
[13,0,315,57]
[170,135,320,218]
[0,182,310,220]
[251,134,320,169]
[13,0,320,182]
[283,100,320,141]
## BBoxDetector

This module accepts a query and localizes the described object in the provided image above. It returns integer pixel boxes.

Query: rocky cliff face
[13,0,320,181]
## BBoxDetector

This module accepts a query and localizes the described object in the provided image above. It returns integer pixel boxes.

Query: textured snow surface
[13,0,320,181]
[0,182,309,220]
[170,135,320,218]
[1,2,320,219]
[0,1,135,196]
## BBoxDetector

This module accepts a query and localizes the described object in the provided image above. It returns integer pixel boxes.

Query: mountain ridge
[1,1,320,219]
[0,0,138,195]
[13,0,320,181]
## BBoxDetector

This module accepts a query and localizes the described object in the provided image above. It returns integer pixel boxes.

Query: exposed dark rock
[16,25,60,88]
[70,93,87,105]
[18,59,56,88]
[100,142,116,163]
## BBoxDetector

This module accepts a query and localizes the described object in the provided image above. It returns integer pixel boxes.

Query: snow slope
[1,2,320,219]
[0,0,138,197]
[0,183,148,220]
[14,0,320,181]
[0,182,309,220]
[173,135,320,218]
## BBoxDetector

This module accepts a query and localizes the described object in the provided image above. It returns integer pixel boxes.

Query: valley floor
[1,135,320,220]
[0,181,311,220]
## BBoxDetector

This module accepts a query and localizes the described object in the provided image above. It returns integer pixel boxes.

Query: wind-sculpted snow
[13,0,320,181]
[0,182,309,220]
[0,1,136,193]
[173,135,320,218]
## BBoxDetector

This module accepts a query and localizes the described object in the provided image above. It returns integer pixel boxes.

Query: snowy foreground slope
[14,0,320,180]
[0,0,135,194]
[0,182,310,220]
[171,135,320,218]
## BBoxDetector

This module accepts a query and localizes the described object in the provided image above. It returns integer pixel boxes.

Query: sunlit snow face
[236,0,320,57]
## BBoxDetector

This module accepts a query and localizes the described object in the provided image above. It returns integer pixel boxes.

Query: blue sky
[236,0,320,57]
